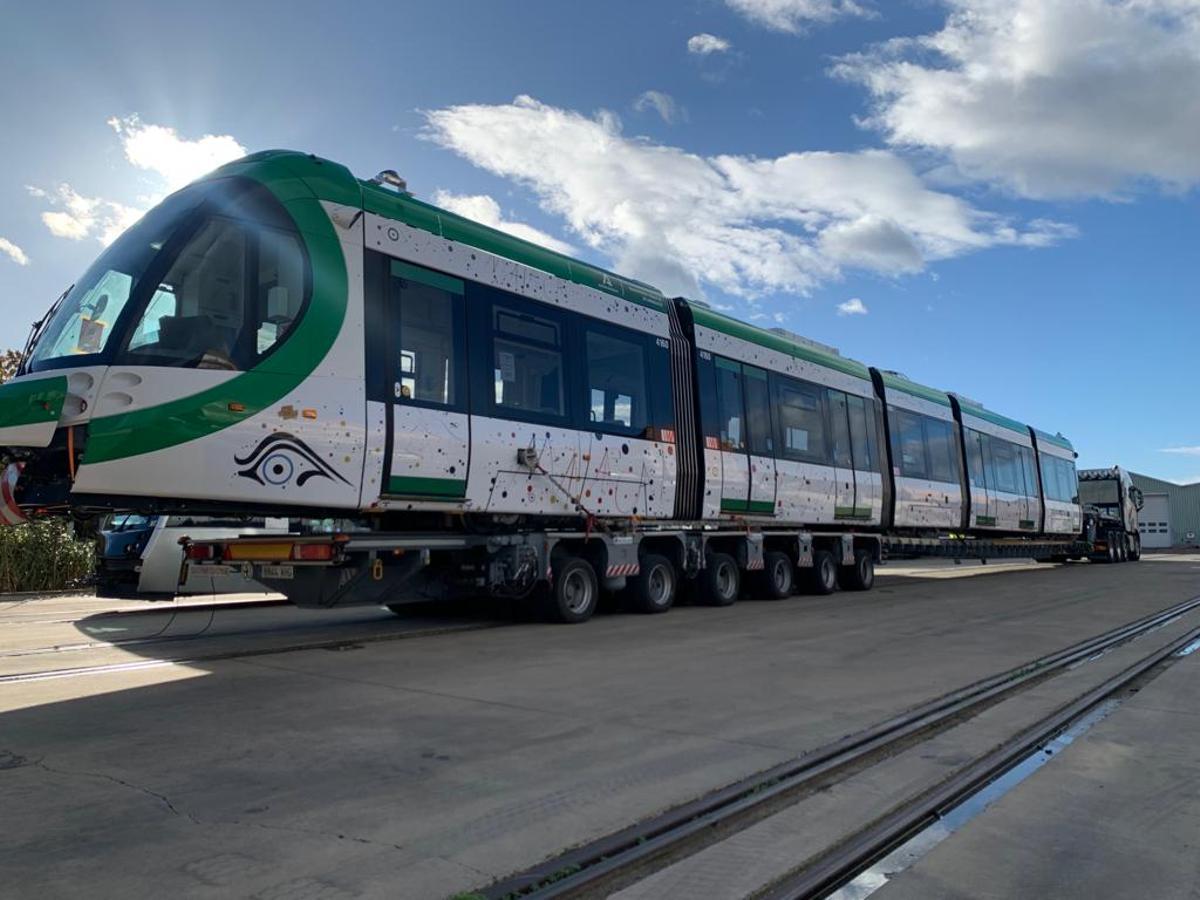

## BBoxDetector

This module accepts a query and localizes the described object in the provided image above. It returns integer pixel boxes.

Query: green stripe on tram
[720,497,775,514]
[386,476,468,498]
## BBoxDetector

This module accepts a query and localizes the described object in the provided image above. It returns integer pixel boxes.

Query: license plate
[197,564,235,577]
[259,564,294,580]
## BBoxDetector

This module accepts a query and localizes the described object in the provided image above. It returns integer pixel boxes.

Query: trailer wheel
[809,549,839,595]
[755,551,794,600]
[839,549,875,591]
[629,554,676,614]
[700,551,740,606]
[1107,535,1120,563]
[1118,536,1129,563]
[544,557,599,623]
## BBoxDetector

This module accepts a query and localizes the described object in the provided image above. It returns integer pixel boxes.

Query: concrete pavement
[0,557,1197,899]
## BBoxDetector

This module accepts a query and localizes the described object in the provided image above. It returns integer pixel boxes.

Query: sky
[1,0,1198,480]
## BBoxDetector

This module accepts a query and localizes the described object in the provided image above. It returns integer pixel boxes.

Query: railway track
[480,595,1200,899]
[0,599,507,683]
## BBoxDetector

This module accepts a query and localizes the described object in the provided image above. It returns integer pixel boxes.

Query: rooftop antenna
[372,169,408,193]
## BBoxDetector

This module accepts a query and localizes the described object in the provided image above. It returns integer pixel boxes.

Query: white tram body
[0,150,1081,548]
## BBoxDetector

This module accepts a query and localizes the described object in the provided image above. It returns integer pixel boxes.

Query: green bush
[0,518,95,593]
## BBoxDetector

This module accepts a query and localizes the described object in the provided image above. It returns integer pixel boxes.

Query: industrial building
[1129,472,1200,549]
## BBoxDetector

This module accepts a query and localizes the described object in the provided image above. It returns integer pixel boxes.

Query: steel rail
[759,621,1200,900]
[482,594,1200,899]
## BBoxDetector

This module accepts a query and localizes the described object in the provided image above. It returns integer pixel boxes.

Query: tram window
[925,417,957,484]
[990,438,1020,494]
[1062,459,1079,502]
[714,357,745,451]
[846,394,874,471]
[1019,446,1039,498]
[255,228,306,355]
[126,218,247,370]
[492,304,565,418]
[1039,456,1055,500]
[1044,456,1077,502]
[829,391,853,468]
[585,327,648,432]
[391,262,465,408]
[966,429,987,487]
[777,378,827,463]
[123,215,306,371]
[892,409,928,479]
[744,366,773,455]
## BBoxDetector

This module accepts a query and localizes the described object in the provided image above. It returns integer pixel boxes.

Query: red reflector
[293,543,334,561]
[185,544,217,561]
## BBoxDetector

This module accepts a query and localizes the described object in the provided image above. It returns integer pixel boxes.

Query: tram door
[712,357,751,513]
[846,394,878,518]
[965,429,995,527]
[829,391,857,519]
[377,259,471,502]
[743,365,777,516]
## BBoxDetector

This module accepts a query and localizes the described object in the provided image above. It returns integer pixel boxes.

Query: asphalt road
[1,555,1197,899]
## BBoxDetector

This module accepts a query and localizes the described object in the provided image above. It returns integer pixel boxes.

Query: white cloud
[1161,446,1200,456]
[432,191,576,256]
[633,90,684,125]
[32,183,145,247]
[835,0,1200,198]
[424,96,1073,299]
[687,33,732,55]
[0,237,29,266]
[33,117,246,245]
[726,0,873,32]
[107,116,247,191]
[837,297,869,315]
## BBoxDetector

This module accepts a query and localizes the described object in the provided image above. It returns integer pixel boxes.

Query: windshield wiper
[17,284,71,376]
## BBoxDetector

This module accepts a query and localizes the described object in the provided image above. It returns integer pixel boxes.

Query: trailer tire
[1118,536,1129,563]
[1107,535,1119,563]
[1129,534,1141,562]
[700,551,740,606]
[809,549,839,595]
[629,554,676,614]
[839,549,875,591]
[755,551,793,600]
[544,557,599,623]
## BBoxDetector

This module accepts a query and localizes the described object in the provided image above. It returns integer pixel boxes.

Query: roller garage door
[1138,493,1172,548]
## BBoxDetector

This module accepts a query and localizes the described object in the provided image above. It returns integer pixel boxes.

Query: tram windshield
[28,186,205,367]
[27,178,309,373]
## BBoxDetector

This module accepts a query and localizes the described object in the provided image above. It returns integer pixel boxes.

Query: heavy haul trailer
[181,522,1097,621]
[0,150,1100,618]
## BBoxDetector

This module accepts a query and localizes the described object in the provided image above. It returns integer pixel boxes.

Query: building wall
[1130,472,1200,548]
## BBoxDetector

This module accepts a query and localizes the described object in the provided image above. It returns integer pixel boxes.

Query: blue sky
[2,0,1198,480]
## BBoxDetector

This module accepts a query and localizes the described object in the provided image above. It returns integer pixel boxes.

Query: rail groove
[759,622,1200,899]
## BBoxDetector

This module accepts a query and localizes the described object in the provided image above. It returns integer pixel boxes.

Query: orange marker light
[302,409,318,420]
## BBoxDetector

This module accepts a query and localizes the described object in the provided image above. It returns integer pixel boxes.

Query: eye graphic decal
[235,433,351,488]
